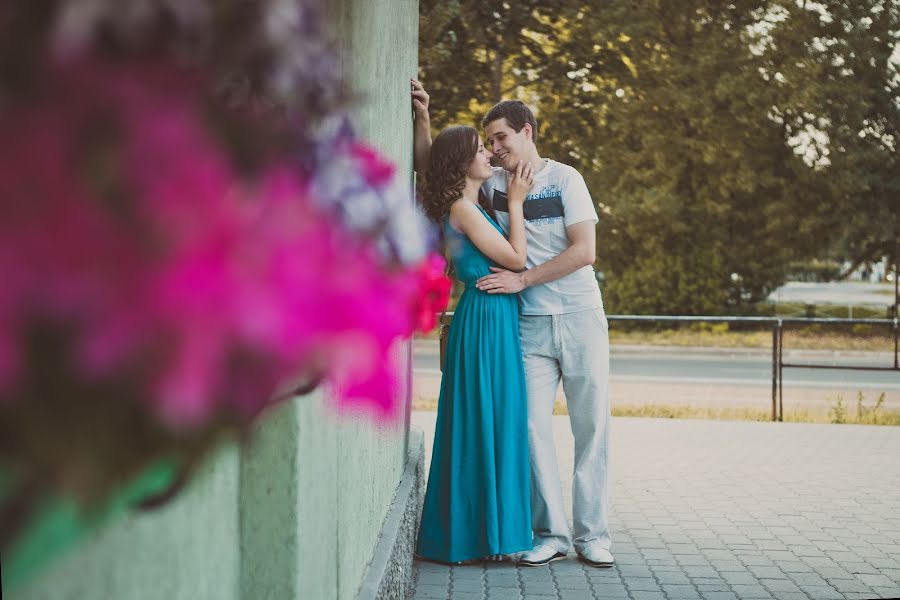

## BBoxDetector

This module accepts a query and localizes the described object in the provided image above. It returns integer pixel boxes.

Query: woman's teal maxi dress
[416,205,532,563]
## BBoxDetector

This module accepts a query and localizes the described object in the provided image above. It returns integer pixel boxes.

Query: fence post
[778,320,784,422]
[771,323,779,422]
[894,317,898,371]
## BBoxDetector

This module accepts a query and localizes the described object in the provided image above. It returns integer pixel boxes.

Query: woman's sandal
[453,554,506,565]
[416,554,510,566]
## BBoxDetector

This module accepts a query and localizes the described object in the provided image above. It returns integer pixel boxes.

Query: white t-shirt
[482,159,603,315]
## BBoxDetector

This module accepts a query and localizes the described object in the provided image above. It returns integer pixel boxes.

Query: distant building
[841,257,890,282]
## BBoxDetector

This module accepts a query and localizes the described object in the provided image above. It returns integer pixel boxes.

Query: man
[412,80,613,568]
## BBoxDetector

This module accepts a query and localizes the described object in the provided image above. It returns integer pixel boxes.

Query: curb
[356,429,424,600]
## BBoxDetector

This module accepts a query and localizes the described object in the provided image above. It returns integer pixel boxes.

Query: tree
[419,0,575,128]
[419,0,900,314]
[788,1,900,279]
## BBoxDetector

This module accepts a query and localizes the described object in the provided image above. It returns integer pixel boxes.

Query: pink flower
[0,55,444,429]
[412,254,452,332]
[350,143,396,187]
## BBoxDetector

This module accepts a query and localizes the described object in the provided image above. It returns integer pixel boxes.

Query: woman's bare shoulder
[448,199,476,232]
[449,199,477,216]
[450,199,482,222]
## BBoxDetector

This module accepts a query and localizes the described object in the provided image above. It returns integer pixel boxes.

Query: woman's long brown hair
[421,125,495,224]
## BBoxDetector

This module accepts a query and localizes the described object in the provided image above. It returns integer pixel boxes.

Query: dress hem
[415,540,534,565]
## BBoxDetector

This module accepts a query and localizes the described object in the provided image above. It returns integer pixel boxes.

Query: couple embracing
[412,80,613,568]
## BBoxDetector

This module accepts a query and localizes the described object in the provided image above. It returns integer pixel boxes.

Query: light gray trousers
[519,308,611,554]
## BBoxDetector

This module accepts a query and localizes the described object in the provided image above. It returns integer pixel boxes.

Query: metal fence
[610,315,899,421]
[439,312,900,421]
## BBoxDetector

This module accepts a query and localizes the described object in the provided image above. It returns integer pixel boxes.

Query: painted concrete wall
[327,0,420,597]
[8,1,420,598]
[11,443,242,600]
[240,390,411,600]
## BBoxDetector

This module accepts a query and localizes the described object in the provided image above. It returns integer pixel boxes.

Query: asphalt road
[412,341,900,391]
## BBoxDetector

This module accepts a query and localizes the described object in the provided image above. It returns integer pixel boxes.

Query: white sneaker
[578,546,614,568]
[518,544,567,567]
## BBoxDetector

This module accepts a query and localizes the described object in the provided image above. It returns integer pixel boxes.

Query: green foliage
[785,260,842,283]
[420,1,899,315]
[857,391,887,424]
[829,391,890,425]
[829,393,848,424]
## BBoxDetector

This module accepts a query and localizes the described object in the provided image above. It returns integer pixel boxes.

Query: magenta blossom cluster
[0,58,449,428]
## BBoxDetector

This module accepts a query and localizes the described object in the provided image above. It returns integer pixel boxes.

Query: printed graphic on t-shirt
[492,187,564,226]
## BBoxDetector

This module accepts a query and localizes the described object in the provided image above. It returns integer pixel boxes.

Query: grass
[411,393,900,426]
[605,402,900,426]
[769,302,888,319]
[827,391,895,425]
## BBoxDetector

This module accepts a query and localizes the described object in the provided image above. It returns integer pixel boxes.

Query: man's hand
[411,78,430,121]
[476,267,528,294]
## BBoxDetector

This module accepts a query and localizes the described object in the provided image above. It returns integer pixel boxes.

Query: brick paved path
[410,413,900,600]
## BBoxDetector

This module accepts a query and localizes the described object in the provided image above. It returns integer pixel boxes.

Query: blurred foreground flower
[0,58,444,427]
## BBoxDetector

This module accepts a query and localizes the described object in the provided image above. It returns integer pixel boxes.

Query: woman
[416,125,534,564]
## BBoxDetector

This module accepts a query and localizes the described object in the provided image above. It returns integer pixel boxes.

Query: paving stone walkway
[410,413,900,600]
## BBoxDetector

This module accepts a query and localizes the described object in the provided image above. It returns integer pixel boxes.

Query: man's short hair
[482,100,538,143]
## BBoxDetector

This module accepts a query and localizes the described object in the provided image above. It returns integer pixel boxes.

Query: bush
[785,260,842,282]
